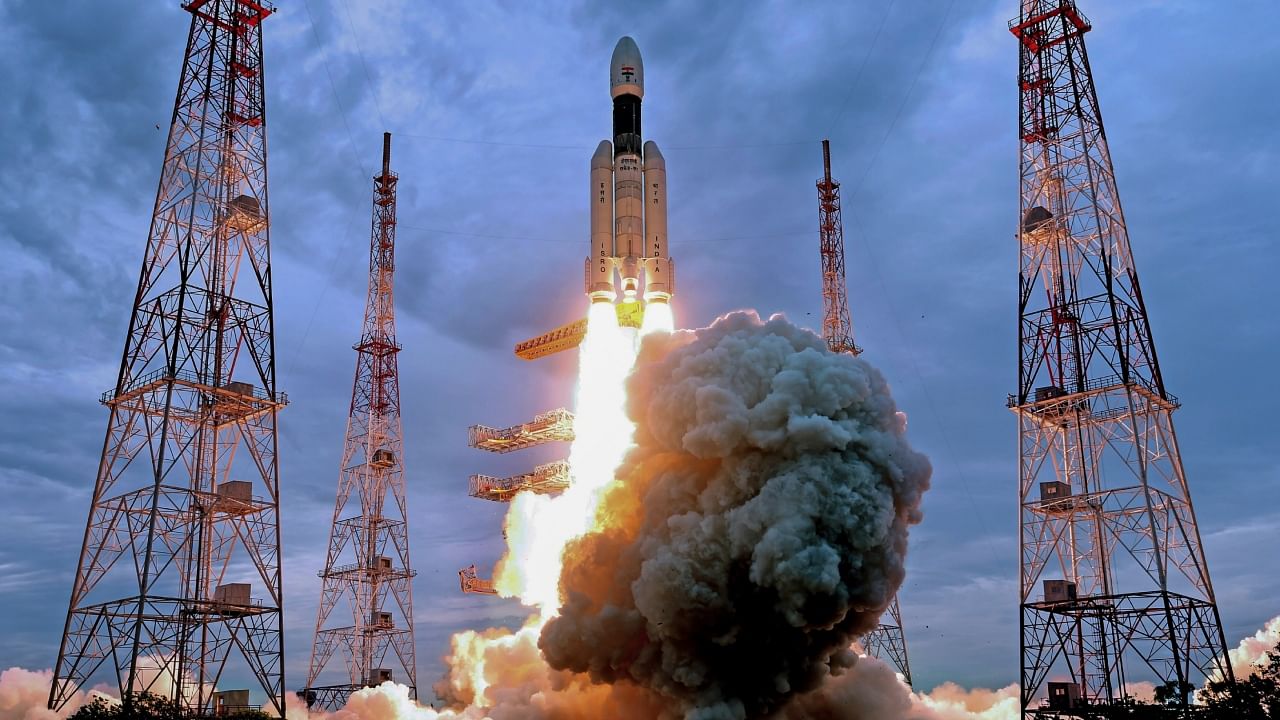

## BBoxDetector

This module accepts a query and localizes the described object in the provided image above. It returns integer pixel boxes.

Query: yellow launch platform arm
[468,460,571,502]
[513,302,644,360]
[458,565,497,595]
[468,408,575,453]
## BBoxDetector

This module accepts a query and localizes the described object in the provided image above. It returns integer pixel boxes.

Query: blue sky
[0,0,1276,701]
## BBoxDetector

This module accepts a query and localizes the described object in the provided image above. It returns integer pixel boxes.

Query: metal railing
[102,368,288,405]
[1007,372,1177,409]
[468,408,574,452]
[468,460,571,500]
[321,561,417,579]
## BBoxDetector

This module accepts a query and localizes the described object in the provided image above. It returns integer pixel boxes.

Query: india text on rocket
[589,36,672,306]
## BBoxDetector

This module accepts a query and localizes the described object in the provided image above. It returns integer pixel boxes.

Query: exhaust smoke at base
[539,311,932,718]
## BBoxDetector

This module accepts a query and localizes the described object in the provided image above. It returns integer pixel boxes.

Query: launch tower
[816,139,912,686]
[1009,1,1232,712]
[48,1,286,715]
[303,134,418,710]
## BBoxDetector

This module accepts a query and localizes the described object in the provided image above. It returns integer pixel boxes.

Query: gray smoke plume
[539,311,932,719]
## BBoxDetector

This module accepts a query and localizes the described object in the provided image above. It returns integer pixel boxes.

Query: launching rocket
[512,36,671,360]
[587,36,672,307]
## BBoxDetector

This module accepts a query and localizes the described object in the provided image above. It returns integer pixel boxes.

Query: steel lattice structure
[468,408,575,453]
[817,139,912,687]
[460,410,572,591]
[1008,2,1232,713]
[860,598,914,688]
[816,139,860,357]
[48,1,285,716]
[303,134,418,711]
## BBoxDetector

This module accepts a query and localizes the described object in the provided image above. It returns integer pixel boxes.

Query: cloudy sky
[0,0,1276,704]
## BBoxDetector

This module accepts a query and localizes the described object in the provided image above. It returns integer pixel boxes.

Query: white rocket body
[587,36,672,306]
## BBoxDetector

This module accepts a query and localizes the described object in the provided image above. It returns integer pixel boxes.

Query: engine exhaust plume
[494,301,639,610]
[539,310,932,718]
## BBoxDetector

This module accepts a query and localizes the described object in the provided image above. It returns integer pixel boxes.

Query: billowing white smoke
[0,667,100,720]
[538,311,932,718]
[1224,614,1280,681]
[0,662,311,720]
[904,680,1021,720]
[0,662,1023,720]
[777,655,1021,720]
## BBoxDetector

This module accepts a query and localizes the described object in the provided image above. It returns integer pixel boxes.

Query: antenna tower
[817,139,860,357]
[303,134,418,710]
[817,139,912,686]
[1009,2,1232,713]
[48,0,286,715]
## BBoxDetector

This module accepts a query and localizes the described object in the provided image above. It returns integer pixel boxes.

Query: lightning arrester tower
[1009,2,1232,713]
[49,1,286,716]
[817,139,912,687]
[303,133,418,711]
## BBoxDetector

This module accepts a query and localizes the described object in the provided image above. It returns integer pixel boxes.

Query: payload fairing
[588,36,672,307]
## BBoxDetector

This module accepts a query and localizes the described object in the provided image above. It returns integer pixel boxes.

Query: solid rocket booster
[587,36,672,305]
[589,141,614,301]
[642,140,669,301]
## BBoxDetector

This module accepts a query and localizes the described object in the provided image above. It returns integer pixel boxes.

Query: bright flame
[494,301,641,612]
[457,299,676,710]
[639,301,674,336]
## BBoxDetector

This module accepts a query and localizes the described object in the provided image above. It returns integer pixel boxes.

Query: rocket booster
[587,36,672,305]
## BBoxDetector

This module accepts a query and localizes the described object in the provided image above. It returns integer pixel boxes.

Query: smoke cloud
[1225,614,1280,681]
[777,655,1022,720]
[0,668,102,720]
[538,311,932,718]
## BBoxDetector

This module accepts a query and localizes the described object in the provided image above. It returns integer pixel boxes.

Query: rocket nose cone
[642,140,665,168]
[612,36,640,63]
[610,36,644,99]
[592,140,613,169]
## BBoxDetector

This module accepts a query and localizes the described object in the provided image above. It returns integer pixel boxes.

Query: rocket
[587,36,672,307]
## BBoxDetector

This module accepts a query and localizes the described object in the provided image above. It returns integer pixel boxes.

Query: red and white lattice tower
[302,134,418,711]
[817,140,860,357]
[1009,1,1232,713]
[817,139,912,686]
[48,1,286,716]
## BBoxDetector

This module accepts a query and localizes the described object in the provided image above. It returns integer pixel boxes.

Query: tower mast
[304,133,418,710]
[1009,2,1232,713]
[817,139,912,686]
[817,139,860,357]
[49,0,286,715]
